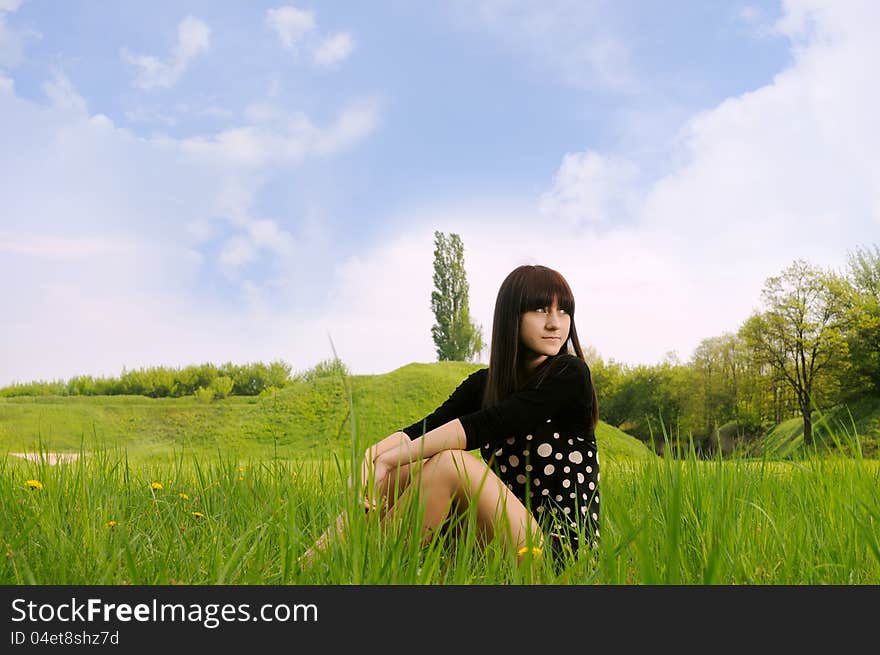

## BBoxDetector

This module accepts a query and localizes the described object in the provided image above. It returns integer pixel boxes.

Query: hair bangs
[519,267,575,315]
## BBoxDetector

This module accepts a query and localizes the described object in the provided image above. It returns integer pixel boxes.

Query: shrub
[209,376,234,399]
[194,386,215,403]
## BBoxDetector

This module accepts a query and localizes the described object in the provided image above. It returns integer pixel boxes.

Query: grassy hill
[0,361,653,465]
[745,395,880,459]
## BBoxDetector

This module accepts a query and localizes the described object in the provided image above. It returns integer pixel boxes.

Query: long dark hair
[481,264,599,429]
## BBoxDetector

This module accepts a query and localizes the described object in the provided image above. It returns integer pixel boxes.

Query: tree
[844,244,880,395]
[430,231,484,362]
[740,259,852,447]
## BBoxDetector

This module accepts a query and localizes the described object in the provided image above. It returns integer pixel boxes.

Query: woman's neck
[519,352,549,376]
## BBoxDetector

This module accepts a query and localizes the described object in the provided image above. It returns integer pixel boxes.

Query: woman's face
[519,297,571,361]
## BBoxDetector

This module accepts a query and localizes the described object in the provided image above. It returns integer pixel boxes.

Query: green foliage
[209,376,234,399]
[844,244,880,396]
[193,387,215,403]
[592,359,688,443]
[740,259,853,446]
[293,357,351,384]
[1,360,295,399]
[430,231,484,362]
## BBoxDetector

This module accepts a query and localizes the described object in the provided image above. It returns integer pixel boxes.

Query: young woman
[300,264,600,569]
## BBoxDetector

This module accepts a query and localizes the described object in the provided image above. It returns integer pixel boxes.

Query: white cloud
[179,95,381,167]
[42,71,88,113]
[449,0,638,92]
[0,0,22,13]
[313,32,355,68]
[266,6,355,69]
[539,151,643,229]
[266,5,315,50]
[0,70,373,387]
[124,106,177,126]
[121,16,210,90]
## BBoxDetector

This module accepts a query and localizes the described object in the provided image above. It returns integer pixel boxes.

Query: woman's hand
[351,432,411,510]
[363,456,393,511]
[364,441,418,510]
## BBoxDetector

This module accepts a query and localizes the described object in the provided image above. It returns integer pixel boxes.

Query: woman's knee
[422,449,471,489]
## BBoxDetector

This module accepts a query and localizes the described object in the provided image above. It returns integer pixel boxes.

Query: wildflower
[516,546,543,559]
[150,482,163,491]
[238,476,244,481]
[106,521,118,528]
[178,493,189,500]
[25,479,43,491]
[191,511,205,519]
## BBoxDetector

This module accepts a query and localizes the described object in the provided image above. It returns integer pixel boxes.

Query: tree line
[592,245,880,453]
[0,358,351,401]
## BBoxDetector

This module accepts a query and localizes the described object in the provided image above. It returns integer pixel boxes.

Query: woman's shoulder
[552,354,590,376]
[462,366,489,384]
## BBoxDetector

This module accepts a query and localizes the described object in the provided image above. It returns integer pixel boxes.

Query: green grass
[0,361,652,464]
[3,439,877,584]
[3,362,877,584]
[754,396,880,459]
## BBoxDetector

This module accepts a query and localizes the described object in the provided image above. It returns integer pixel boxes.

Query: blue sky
[1,1,878,387]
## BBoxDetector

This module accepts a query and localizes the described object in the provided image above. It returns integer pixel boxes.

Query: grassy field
[3,443,878,584]
[2,362,878,584]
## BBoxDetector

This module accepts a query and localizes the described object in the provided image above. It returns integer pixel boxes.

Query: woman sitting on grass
[300,264,600,570]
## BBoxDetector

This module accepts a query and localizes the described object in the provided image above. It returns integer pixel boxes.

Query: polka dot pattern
[479,425,600,559]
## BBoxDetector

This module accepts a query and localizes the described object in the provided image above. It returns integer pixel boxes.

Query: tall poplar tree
[430,231,484,362]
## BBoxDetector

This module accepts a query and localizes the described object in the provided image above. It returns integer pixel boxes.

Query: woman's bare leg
[382,449,543,565]
[297,459,420,568]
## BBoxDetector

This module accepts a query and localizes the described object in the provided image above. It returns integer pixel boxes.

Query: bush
[295,357,351,384]
[193,386,215,403]
[209,376,234,399]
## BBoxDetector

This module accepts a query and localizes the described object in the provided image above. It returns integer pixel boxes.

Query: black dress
[400,355,600,564]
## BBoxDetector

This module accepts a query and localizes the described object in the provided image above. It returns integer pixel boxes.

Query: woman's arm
[373,419,467,475]
[355,431,412,495]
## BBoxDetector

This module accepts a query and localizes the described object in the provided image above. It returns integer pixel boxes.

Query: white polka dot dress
[481,416,600,559]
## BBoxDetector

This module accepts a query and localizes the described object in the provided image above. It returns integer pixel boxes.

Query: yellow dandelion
[238,476,244,481]
[178,492,189,500]
[25,479,43,490]
[150,482,163,490]
[238,466,245,472]
[516,546,543,558]
[106,521,118,528]
[191,511,205,519]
